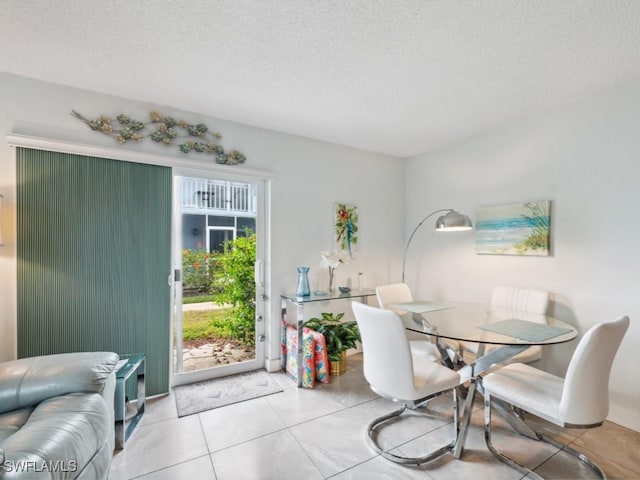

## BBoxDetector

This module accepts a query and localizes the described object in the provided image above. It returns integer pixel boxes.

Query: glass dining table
[389,300,578,458]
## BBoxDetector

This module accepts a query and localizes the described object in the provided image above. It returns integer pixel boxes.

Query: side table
[115,353,146,449]
[281,289,376,387]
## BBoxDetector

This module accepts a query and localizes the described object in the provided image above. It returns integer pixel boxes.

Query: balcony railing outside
[181,177,257,215]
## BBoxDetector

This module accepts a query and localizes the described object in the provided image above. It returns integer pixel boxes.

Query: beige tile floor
[108,354,640,480]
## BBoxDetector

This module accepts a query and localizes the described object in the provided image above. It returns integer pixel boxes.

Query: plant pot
[330,351,347,376]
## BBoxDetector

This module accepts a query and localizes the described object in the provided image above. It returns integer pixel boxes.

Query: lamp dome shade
[435,210,473,231]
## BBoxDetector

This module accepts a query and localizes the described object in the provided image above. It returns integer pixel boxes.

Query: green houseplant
[303,312,361,375]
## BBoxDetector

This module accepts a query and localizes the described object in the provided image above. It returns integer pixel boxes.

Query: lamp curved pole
[0,194,4,246]
[401,209,454,283]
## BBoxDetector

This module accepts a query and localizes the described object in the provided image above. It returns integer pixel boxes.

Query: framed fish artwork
[334,203,358,258]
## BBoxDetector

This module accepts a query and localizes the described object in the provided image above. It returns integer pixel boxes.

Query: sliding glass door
[171,171,266,386]
[16,147,269,392]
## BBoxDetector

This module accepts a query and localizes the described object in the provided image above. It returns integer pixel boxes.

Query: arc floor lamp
[401,209,473,282]
[0,194,4,246]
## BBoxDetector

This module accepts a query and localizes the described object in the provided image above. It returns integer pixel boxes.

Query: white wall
[405,80,640,431]
[3,73,638,431]
[0,73,405,368]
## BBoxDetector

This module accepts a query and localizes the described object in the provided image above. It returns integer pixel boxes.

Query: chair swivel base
[367,400,458,465]
[484,395,608,480]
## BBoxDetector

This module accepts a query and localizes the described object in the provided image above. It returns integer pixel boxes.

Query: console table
[281,289,376,387]
[114,353,146,449]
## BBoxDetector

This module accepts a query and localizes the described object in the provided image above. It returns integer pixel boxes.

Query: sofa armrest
[101,370,117,451]
[0,352,119,414]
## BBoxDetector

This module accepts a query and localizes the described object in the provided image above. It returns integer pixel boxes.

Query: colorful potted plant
[303,312,361,376]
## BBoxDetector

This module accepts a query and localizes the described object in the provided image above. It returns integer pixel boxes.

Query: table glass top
[116,353,145,378]
[398,301,577,346]
[281,289,376,304]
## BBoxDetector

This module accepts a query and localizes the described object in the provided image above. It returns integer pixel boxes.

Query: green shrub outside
[181,232,256,346]
[212,232,256,346]
[182,244,217,293]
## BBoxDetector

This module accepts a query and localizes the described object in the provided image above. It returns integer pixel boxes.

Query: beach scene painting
[475,201,551,256]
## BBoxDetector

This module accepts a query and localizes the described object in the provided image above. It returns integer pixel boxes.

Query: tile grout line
[197,412,218,479]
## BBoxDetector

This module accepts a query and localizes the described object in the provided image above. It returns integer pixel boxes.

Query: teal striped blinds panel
[16,148,172,396]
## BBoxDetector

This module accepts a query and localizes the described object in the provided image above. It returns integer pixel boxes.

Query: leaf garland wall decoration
[71,110,247,165]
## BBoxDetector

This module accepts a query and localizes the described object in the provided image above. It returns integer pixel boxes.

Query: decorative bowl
[338,286,351,294]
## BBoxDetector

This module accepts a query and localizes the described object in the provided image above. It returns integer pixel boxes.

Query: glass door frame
[171,167,270,387]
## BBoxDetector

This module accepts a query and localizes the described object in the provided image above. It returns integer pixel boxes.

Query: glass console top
[281,289,376,304]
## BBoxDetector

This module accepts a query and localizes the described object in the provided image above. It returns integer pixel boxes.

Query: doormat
[174,370,283,417]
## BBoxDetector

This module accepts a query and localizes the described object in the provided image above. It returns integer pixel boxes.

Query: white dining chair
[482,315,629,479]
[351,301,463,465]
[490,285,550,313]
[460,286,550,365]
[375,283,458,364]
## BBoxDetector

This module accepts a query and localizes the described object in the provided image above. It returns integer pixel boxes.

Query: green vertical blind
[17,148,172,396]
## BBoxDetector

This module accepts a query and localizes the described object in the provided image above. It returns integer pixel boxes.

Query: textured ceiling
[2,1,640,157]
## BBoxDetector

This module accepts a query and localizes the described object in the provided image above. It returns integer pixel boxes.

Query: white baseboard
[608,403,640,433]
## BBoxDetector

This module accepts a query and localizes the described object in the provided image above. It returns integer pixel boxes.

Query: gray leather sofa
[0,352,119,479]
